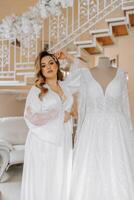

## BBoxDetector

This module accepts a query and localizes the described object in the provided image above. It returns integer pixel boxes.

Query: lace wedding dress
[69,60,134,200]
[21,82,73,200]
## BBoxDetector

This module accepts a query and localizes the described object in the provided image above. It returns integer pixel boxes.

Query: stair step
[107,16,129,36]
[16,66,34,71]
[112,24,129,36]
[74,38,103,55]
[0,71,15,79]
[16,62,34,71]
[122,6,134,11]
[16,72,35,76]
[84,47,102,55]
[96,35,114,46]
[106,17,126,23]
[83,41,103,55]
[16,62,34,65]
[16,69,34,72]
[126,10,134,26]
[67,50,80,57]
[90,29,109,35]
[129,14,134,26]
[0,78,15,81]
[0,80,26,86]
[74,40,93,45]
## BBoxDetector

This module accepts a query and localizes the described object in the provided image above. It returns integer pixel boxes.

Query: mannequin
[55,52,118,96]
[90,56,118,95]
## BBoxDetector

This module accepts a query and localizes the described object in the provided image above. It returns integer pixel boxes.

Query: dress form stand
[90,56,118,95]
[96,56,111,69]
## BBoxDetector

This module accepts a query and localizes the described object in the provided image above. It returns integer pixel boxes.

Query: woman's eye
[41,65,46,68]
[50,62,54,65]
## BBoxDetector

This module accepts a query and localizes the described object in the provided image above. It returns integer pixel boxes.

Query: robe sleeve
[24,86,60,129]
[63,58,89,143]
[64,58,89,94]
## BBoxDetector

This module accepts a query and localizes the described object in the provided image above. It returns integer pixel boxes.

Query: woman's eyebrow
[48,59,54,62]
[41,62,45,66]
[41,58,54,66]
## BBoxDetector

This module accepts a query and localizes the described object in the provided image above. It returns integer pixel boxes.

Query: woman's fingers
[54,52,60,59]
[55,51,67,60]
[64,111,71,123]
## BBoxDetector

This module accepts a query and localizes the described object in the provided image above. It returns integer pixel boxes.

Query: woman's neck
[97,57,111,69]
[46,78,58,87]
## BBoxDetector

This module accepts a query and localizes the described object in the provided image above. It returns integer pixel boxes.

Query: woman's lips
[47,70,53,73]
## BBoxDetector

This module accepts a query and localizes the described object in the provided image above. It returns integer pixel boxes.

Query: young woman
[20,51,75,200]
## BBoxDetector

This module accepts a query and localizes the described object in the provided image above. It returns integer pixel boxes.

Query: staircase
[64,2,134,62]
[0,0,134,97]
[70,8,134,59]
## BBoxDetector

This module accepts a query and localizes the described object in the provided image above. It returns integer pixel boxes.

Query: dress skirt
[70,112,134,200]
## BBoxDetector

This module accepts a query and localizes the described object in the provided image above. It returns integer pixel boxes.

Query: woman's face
[41,56,58,79]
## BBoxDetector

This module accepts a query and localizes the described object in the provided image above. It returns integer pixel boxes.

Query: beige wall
[0,0,36,19]
[0,94,25,117]
[95,32,134,125]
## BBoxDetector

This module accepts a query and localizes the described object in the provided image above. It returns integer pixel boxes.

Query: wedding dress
[69,60,134,200]
[20,81,74,200]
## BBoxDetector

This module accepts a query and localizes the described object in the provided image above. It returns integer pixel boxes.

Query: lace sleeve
[24,86,60,128]
[64,58,89,94]
[122,72,133,131]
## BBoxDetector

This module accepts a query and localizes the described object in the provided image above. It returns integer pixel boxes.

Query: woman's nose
[47,64,51,69]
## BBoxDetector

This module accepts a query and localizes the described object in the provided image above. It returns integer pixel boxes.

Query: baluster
[1,38,4,72]
[8,39,11,72]
[57,15,60,45]
[41,23,44,51]
[48,16,51,50]
[66,7,69,37]
[14,39,16,80]
[78,0,80,27]
[72,1,75,32]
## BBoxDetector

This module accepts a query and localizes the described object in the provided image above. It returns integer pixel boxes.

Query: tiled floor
[0,165,23,200]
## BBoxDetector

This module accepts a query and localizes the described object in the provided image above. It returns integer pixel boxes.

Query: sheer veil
[64,58,89,143]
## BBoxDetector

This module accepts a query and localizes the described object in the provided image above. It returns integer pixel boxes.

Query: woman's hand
[54,50,68,60]
[64,111,71,123]
[54,50,74,62]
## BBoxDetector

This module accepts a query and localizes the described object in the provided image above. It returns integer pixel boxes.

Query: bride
[21,51,76,200]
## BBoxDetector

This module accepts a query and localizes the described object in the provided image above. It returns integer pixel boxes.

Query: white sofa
[0,116,28,182]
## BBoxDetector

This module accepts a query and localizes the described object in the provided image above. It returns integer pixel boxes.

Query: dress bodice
[77,67,133,131]
[85,68,124,114]
[64,58,133,132]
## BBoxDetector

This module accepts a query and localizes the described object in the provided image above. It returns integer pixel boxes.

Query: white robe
[21,81,74,200]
